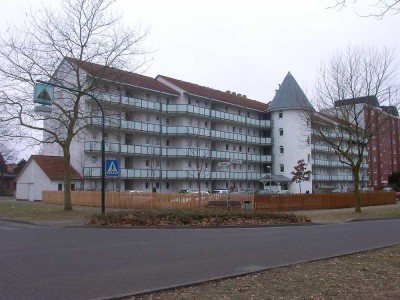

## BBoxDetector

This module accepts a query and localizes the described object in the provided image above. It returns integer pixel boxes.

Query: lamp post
[218,160,242,208]
[267,165,272,192]
[36,80,106,215]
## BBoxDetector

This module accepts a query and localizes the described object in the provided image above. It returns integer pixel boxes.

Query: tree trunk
[63,147,73,211]
[353,168,361,213]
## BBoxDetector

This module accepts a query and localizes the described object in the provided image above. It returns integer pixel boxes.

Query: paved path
[1,219,399,300]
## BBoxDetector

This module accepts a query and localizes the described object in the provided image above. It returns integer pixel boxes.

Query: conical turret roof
[268,72,314,111]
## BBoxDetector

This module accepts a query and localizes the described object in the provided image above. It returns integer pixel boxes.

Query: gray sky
[1,0,399,104]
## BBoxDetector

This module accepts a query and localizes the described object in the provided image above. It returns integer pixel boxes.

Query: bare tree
[186,126,211,195]
[304,45,398,212]
[330,0,400,18]
[291,159,311,194]
[0,0,148,210]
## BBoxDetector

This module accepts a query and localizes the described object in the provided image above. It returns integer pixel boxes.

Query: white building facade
[41,59,362,193]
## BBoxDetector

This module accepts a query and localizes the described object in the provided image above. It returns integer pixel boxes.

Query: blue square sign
[105,159,119,177]
[33,83,54,105]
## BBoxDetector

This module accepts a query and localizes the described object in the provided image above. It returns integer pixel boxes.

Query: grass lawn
[0,198,100,222]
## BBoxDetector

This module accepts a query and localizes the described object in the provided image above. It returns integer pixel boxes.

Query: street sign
[33,82,54,105]
[218,162,230,167]
[105,159,119,177]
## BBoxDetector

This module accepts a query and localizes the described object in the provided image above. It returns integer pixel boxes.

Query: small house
[16,155,82,201]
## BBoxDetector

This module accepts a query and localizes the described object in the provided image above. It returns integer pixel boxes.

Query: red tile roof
[31,155,82,181]
[157,75,268,111]
[65,58,180,96]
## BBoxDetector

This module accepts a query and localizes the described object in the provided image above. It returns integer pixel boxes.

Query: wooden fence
[42,191,396,211]
[42,191,253,210]
[254,192,396,211]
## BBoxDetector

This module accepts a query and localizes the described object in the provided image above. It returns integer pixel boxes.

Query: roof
[381,106,399,117]
[65,58,180,96]
[334,96,379,108]
[156,75,268,111]
[30,155,82,181]
[267,72,314,112]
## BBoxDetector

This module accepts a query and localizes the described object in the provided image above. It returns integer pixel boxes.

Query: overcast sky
[1,0,399,104]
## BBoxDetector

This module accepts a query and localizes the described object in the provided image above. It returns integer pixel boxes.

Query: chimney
[242,95,247,98]
[226,90,230,94]
[237,93,241,97]
[232,92,236,96]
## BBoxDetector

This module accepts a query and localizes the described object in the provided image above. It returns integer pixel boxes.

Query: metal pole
[37,80,106,214]
[227,163,231,208]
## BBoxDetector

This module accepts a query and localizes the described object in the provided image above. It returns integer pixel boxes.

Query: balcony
[84,141,272,163]
[83,167,267,180]
[89,117,272,145]
[93,93,271,128]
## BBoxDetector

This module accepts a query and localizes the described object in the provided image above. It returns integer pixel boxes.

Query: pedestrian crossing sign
[33,82,54,105]
[105,159,119,177]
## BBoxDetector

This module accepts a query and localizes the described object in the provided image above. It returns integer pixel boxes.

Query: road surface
[1,219,399,300]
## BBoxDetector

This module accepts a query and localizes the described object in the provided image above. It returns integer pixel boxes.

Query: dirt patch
[130,245,400,300]
[86,209,311,227]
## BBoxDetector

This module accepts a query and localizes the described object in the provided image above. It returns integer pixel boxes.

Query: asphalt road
[1,219,399,300]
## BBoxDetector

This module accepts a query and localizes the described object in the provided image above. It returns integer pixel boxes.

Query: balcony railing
[84,141,272,163]
[83,167,267,180]
[89,117,272,145]
[93,93,271,127]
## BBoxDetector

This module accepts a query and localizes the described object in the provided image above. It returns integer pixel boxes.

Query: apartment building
[42,59,384,193]
[43,58,272,192]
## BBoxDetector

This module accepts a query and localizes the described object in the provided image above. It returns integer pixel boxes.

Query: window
[92,156,97,164]
[146,93,150,98]
[308,154,310,163]
[239,146,242,152]
[307,136,310,145]
[279,128,284,136]
[166,119,170,125]
[226,144,229,150]
[166,98,170,104]
[279,111,283,119]
[166,140,170,147]
[156,161,160,167]
[188,98,191,104]
[188,161,192,168]
[205,162,208,168]
[280,164,284,172]
[71,184,75,191]
[145,160,149,167]
[233,126,236,132]
[145,137,149,145]
[156,182,160,189]
[145,182,149,189]
[166,182,170,189]
[280,146,284,154]
[205,121,208,128]
[58,184,63,191]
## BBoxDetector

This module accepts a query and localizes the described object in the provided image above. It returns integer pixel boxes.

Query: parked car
[360,187,373,192]
[276,190,293,195]
[211,189,229,194]
[331,188,348,193]
[255,189,274,195]
[179,189,194,193]
[382,187,394,192]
